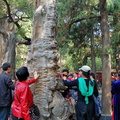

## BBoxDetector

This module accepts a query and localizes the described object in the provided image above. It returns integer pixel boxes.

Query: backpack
[93,94,102,117]
[30,104,40,120]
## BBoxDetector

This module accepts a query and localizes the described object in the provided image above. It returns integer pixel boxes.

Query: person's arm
[64,79,78,87]
[26,71,39,85]
[5,76,15,90]
[26,78,36,85]
[20,86,31,120]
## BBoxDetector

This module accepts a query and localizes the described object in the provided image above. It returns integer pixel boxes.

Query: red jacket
[12,79,36,120]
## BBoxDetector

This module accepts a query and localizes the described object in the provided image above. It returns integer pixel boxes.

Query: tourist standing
[63,65,98,120]
[90,73,101,120]
[111,73,120,120]
[0,62,15,120]
[12,67,39,120]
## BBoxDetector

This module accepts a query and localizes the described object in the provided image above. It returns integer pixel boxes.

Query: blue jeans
[0,107,10,120]
[69,89,75,99]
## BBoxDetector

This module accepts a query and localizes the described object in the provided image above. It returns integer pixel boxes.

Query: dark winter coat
[0,71,14,107]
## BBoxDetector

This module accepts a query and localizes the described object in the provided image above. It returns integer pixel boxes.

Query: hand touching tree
[34,71,39,80]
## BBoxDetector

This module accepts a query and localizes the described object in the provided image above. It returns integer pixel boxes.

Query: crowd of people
[59,66,101,120]
[59,68,120,120]
[0,62,120,120]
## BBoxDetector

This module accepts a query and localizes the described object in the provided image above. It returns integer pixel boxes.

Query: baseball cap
[79,65,91,72]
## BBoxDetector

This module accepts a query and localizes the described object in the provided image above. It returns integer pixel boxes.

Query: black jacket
[64,78,98,102]
[0,71,15,107]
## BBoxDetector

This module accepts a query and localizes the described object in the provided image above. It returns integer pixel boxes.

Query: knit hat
[79,65,91,72]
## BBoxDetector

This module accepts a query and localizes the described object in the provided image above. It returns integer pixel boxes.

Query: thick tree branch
[24,37,31,42]
[3,0,31,44]
[3,0,14,22]
[68,15,101,29]
[18,17,31,21]
[16,39,31,45]
[3,0,21,28]
[68,12,120,30]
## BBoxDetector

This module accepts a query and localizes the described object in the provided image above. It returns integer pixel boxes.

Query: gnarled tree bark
[27,0,73,120]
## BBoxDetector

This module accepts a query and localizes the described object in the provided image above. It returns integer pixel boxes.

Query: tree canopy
[0,0,34,69]
[57,0,120,71]
[0,0,119,71]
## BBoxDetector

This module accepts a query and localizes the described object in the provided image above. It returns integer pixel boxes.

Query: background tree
[57,0,120,73]
[0,0,34,78]
[57,0,102,72]
[108,0,120,72]
[100,0,111,116]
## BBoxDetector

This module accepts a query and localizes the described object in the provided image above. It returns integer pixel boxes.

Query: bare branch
[17,16,31,22]
[2,0,32,44]
[3,0,14,22]
[16,39,31,45]
[68,15,101,29]
[68,13,120,30]
[3,0,21,29]
[14,21,21,28]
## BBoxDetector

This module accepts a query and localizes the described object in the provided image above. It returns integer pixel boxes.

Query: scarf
[78,77,94,104]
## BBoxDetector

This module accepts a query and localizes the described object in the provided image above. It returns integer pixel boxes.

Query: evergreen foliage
[0,0,119,72]
[0,0,33,69]
[57,0,120,71]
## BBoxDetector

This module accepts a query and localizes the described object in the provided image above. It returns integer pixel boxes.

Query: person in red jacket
[11,67,39,120]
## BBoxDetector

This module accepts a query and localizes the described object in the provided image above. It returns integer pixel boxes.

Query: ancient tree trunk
[27,0,73,120]
[0,18,16,79]
[100,0,112,115]
[90,26,96,74]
